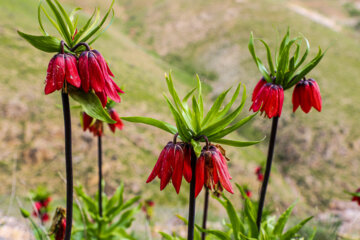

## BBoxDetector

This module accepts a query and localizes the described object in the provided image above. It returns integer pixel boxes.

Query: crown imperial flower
[250,82,284,118]
[195,145,233,197]
[78,49,124,103]
[108,108,124,133]
[292,78,322,113]
[45,53,81,94]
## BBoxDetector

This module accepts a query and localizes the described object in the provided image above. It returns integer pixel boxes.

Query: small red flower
[32,200,51,222]
[252,78,267,101]
[255,166,264,181]
[292,78,322,113]
[250,82,284,118]
[195,145,233,197]
[146,142,188,194]
[78,50,124,103]
[245,189,252,198]
[45,53,81,95]
[352,188,360,206]
[41,197,52,207]
[108,108,124,133]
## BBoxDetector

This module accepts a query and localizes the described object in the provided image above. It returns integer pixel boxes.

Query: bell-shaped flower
[292,78,322,113]
[108,108,124,133]
[45,53,81,94]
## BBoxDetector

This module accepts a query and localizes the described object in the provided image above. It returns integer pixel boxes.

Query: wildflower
[146,141,187,194]
[255,166,264,181]
[292,78,322,113]
[108,108,124,133]
[49,207,66,240]
[352,188,360,206]
[252,77,267,101]
[32,197,52,222]
[250,82,284,118]
[195,145,233,197]
[78,50,124,103]
[45,53,81,95]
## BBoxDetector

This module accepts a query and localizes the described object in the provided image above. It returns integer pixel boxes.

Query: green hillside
[1,0,359,238]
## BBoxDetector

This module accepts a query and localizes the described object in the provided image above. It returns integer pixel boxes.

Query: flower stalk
[201,187,209,240]
[187,147,197,240]
[98,135,103,217]
[61,92,73,240]
[256,116,279,229]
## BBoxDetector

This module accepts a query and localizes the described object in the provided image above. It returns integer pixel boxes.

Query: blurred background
[0,0,360,239]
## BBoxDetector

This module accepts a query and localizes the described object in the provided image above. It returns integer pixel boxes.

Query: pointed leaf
[211,138,263,147]
[17,31,62,53]
[273,202,296,235]
[280,217,313,240]
[121,116,177,134]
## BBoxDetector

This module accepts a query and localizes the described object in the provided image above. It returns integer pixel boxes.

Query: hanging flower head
[49,207,66,240]
[30,186,52,223]
[123,72,262,195]
[195,144,233,197]
[351,188,360,206]
[248,30,325,118]
[255,166,264,181]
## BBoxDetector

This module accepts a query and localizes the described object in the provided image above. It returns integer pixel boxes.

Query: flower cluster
[82,107,124,137]
[255,166,264,181]
[32,197,51,223]
[248,31,324,119]
[45,45,124,107]
[147,139,234,197]
[146,141,192,194]
[352,188,360,206]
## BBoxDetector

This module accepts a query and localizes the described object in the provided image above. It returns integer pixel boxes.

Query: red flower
[45,53,81,95]
[195,145,233,197]
[41,197,52,207]
[255,166,264,181]
[245,189,252,198]
[32,200,51,222]
[292,78,322,113]
[146,142,187,194]
[352,188,360,206]
[78,50,124,103]
[252,78,267,101]
[182,144,192,183]
[108,108,124,132]
[55,218,66,240]
[250,82,284,118]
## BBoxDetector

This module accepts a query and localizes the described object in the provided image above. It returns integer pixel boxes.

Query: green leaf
[88,9,115,45]
[280,217,313,240]
[212,138,263,147]
[248,33,271,82]
[17,31,62,53]
[40,5,63,38]
[217,83,241,119]
[121,116,177,135]
[73,8,98,44]
[53,0,74,35]
[273,202,296,235]
[202,88,231,127]
[69,7,82,23]
[259,39,275,75]
[159,232,174,240]
[37,1,47,35]
[217,195,241,240]
[182,87,197,103]
[45,0,72,44]
[208,112,257,140]
[20,208,30,218]
[192,96,201,133]
[196,75,204,118]
[69,89,115,124]
[191,139,202,157]
[78,0,115,43]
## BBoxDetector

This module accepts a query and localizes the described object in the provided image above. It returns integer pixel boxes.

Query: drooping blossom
[146,142,186,193]
[250,81,284,118]
[32,197,52,222]
[195,144,233,197]
[78,49,124,103]
[108,108,124,133]
[255,166,264,181]
[49,207,66,240]
[45,53,81,94]
[292,78,322,113]
[352,188,360,206]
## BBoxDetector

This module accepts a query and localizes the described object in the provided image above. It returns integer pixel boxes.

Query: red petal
[146,145,168,183]
[182,145,192,183]
[277,87,284,117]
[195,155,205,198]
[104,78,121,102]
[108,109,124,132]
[160,147,174,190]
[300,82,312,113]
[267,87,279,118]
[250,84,270,112]
[44,56,57,94]
[95,91,107,107]
[52,54,65,90]
[252,78,267,101]
[172,145,184,194]
[292,84,300,112]
[88,52,105,92]
[309,80,322,112]
[64,54,81,88]
[213,152,233,194]
[82,112,93,131]
[79,52,90,92]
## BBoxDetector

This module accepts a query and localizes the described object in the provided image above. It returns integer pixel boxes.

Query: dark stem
[98,135,103,217]
[256,116,279,230]
[201,187,209,240]
[61,92,73,240]
[70,42,91,52]
[187,148,197,240]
